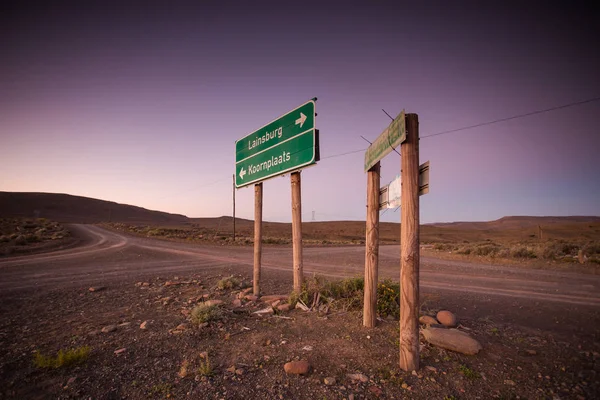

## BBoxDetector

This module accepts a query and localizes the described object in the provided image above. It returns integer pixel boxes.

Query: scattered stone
[284,360,311,375]
[425,366,438,373]
[436,310,458,328]
[235,368,244,376]
[271,300,281,308]
[140,321,148,329]
[369,386,383,396]
[66,377,76,385]
[504,379,516,386]
[261,294,288,303]
[232,299,242,308]
[114,348,126,355]
[245,295,259,302]
[175,323,188,330]
[525,349,537,355]
[277,304,291,312]
[401,383,408,389]
[88,286,106,292]
[421,327,482,355]
[226,365,236,373]
[253,307,274,315]
[204,299,223,307]
[419,315,439,325]
[324,377,336,385]
[118,322,131,327]
[178,360,189,378]
[142,282,150,287]
[101,325,117,333]
[347,373,369,383]
[238,288,253,299]
[181,309,190,317]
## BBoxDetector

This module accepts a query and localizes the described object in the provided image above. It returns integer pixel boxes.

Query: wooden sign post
[291,171,304,293]
[363,162,380,328]
[253,183,263,296]
[399,113,420,371]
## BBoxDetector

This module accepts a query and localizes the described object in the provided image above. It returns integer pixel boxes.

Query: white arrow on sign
[295,112,307,128]
[239,167,246,179]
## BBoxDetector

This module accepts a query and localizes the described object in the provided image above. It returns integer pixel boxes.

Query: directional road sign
[235,100,317,188]
[378,161,430,210]
[364,110,406,172]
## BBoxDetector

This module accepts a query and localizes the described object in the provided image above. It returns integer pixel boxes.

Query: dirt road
[1,224,599,399]
[1,224,598,307]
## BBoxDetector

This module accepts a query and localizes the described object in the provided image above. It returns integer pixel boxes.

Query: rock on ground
[419,315,439,325]
[421,327,482,355]
[284,360,311,375]
[436,310,458,327]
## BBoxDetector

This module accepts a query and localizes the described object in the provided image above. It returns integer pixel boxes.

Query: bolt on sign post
[235,99,318,295]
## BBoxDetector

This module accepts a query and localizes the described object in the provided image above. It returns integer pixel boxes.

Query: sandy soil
[0,225,598,399]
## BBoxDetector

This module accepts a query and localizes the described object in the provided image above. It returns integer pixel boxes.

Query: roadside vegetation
[0,218,70,256]
[33,346,91,369]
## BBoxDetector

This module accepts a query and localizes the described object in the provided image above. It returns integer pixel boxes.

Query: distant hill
[428,216,600,230]
[0,192,189,225]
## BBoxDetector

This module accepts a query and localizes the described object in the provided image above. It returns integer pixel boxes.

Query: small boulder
[245,295,258,302]
[284,360,311,375]
[436,310,458,328]
[238,288,253,299]
[277,304,291,312]
[421,327,482,355]
[114,348,126,355]
[324,377,336,385]
[253,307,274,315]
[260,294,288,303]
[347,373,369,383]
[419,315,439,325]
[101,325,117,333]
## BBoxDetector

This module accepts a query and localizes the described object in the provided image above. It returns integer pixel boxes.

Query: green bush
[216,276,240,290]
[191,304,222,324]
[377,280,400,318]
[510,246,537,259]
[34,346,90,369]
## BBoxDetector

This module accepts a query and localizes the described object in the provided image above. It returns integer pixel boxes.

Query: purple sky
[1,1,599,223]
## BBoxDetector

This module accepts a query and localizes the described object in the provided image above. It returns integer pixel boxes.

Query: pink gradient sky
[1,1,599,223]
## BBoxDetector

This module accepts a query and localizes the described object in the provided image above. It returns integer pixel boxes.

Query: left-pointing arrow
[239,167,246,179]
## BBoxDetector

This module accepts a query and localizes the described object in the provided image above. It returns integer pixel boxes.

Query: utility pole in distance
[399,113,420,372]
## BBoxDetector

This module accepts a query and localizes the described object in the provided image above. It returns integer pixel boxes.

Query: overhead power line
[421,96,600,139]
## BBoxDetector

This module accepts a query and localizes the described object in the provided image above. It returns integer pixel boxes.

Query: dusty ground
[0,225,598,399]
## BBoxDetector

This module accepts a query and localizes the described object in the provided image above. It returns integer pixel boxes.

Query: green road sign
[235,100,317,188]
[364,110,406,171]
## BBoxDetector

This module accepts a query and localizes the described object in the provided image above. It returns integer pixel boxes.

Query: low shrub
[191,304,222,324]
[216,276,240,290]
[33,346,91,369]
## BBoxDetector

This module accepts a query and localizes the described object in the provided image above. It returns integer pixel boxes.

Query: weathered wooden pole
[253,182,263,296]
[399,113,420,371]
[291,171,304,293]
[363,161,380,328]
[233,174,236,241]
